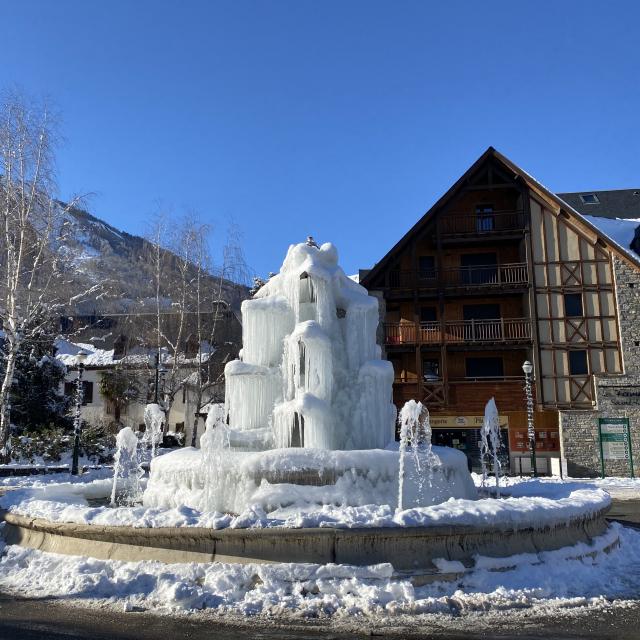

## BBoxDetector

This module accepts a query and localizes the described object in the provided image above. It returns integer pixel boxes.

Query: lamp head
[522,360,533,375]
[76,348,89,365]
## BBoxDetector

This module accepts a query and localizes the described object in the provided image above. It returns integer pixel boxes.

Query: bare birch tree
[0,90,98,460]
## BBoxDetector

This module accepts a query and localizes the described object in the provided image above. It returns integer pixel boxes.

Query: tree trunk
[0,344,18,463]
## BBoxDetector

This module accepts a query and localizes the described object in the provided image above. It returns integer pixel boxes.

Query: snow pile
[0,471,608,531]
[0,523,633,619]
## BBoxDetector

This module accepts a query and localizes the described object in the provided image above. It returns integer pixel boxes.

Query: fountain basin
[143,445,477,514]
[1,504,612,569]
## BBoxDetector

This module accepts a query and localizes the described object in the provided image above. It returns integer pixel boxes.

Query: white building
[56,339,221,445]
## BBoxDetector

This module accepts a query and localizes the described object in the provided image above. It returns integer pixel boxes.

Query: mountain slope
[56,204,248,314]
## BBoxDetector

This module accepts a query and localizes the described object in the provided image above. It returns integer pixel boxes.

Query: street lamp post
[71,349,89,476]
[151,351,167,405]
[522,360,537,477]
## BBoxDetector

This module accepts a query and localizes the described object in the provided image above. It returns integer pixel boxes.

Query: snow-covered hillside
[53,204,248,314]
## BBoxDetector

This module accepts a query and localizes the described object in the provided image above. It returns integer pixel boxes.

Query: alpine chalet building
[361,148,640,477]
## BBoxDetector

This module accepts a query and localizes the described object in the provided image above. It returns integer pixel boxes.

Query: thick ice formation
[225,241,395,451]
[144,240,477,515]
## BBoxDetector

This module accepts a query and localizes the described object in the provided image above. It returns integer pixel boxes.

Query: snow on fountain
[111,427,143,506]
[144,240,476,514]
[480,397,503,496]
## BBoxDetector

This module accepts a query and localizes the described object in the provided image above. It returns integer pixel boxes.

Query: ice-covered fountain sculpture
[144,240,476,514]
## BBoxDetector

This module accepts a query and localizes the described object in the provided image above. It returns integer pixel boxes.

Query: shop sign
[430,415,509,429]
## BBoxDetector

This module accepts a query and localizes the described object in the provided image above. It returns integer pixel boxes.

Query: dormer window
[185,333,199,358]
[579,193,599,204]
[113,334,128,360]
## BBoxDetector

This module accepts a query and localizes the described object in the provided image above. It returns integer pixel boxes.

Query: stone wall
[560,258,640,477]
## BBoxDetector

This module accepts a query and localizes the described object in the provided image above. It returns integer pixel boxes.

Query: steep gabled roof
[361,147,640,288]
[557,189,640,220]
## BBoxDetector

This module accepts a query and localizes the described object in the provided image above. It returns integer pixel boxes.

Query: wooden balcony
[387,262,528,291]
[437,210,526,238]
[384,318,532,346]
[393,376,533,411]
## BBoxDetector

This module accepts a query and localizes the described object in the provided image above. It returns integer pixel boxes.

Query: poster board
[598,417,634,478]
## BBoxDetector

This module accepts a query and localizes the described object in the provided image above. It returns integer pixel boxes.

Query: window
[475,204,494,231]
[579,193,600,205]
[418,256,436,279]
[422,359,440,381]
[185,333,199,358]
[113,335,128,359]
[64,380,94,405]
[420,306,437,322]
[460,253,498,284]
[569,350,588,375]
[465,357,504,378]
[463,304,500,320]
[564,293,583,317]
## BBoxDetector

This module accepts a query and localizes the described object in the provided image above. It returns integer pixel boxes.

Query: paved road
[2,592,640,640]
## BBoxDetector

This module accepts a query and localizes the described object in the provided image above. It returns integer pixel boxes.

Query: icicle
[225,361,281,431]
[241,296,294,367]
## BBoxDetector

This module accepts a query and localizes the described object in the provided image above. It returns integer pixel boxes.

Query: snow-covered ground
[473,472,640,500]
[0,470,638,625]
[0,466,112,489]
[0,521,635,624]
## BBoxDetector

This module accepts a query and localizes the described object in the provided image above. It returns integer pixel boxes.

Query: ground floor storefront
[428,410,561,475]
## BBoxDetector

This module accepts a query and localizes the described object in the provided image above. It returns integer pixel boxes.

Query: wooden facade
[361,147,640,469]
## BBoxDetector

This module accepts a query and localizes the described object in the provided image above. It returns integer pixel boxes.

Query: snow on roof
[581,215,640,262]
[54,338,215,369]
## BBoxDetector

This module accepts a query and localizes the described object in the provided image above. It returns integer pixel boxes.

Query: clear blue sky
[3,0,639,278]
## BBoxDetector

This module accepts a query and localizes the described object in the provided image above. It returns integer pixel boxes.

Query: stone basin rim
[0,505,610,539]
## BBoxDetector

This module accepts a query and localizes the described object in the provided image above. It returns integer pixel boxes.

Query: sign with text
[598,418,634,478]
[430,415,509,429]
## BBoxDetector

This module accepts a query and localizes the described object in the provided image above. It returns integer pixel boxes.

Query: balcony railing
[384,318,531,345]
[388,263,528,290]
[446,318,532,343]
[438,210,526,237]
[392,376,532,410]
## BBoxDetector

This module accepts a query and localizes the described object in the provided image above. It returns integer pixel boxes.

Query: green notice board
[598,417,634,478]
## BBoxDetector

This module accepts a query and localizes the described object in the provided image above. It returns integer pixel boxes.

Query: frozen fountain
[145,240,476,513]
